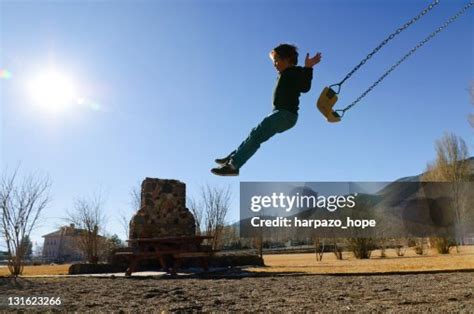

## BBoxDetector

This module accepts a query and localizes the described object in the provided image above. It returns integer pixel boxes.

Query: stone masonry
[129,178,196,239]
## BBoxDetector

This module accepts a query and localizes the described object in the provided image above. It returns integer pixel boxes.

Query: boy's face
[271,53,291,73]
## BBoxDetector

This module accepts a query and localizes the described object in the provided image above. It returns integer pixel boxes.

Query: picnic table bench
[116,235,214,276]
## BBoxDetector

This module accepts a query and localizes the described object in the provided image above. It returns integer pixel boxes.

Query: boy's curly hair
[271,43,299,65]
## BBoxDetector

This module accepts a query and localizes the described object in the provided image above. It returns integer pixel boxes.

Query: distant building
[42,224,86,263]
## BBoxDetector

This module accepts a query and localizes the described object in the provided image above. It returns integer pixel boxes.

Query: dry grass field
[0,246,473,277]
[250,246,474,274]
[0,264,70,277]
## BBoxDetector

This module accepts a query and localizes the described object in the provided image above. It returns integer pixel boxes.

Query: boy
[211,43,322,176]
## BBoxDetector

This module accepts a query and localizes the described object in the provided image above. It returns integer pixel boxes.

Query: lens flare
[75,97,102,111]
[76,97,85,105]
[89,102,101,111]
[0,69,12,79]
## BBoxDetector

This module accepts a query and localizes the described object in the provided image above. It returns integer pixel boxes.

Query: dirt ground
[0,271,472,312]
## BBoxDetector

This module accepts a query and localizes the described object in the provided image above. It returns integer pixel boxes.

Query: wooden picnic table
[117,235,214,276]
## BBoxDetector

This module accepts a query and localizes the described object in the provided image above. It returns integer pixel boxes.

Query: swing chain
[336,0,440,89]
[340,1,473,115]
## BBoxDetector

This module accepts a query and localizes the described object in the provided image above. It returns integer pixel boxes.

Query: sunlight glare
[28,70,76,112]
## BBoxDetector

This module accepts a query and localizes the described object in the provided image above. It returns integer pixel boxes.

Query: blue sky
[1,0,473,246]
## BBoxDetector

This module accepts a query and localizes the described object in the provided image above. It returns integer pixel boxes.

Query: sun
[28,69,76,112]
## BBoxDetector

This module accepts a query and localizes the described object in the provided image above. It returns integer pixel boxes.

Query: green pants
[230,109,298,169]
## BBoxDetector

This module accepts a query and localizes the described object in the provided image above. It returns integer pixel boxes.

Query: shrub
[347,238,375,259]
[414,238,428,255]
[432,237,455,254]
[395,245,406,256]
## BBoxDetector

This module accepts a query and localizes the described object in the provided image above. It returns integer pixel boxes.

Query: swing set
[317,0,473,123]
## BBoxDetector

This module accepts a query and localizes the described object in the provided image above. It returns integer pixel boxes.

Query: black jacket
[272,66,313,114]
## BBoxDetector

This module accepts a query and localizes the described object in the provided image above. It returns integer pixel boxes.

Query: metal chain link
[336,0,440,88]
[339,1,473,115]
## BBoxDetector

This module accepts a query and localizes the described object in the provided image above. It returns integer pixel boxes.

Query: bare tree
[314,237,325,261]
[220,224,240,249]
[201,184,231,250]
[187,196,203,235]
[422,132,471,245]
[32,241,44,261]
[333,237,343,260]
[118,210,131,242]
[66,193,106,264]
[468,80,473,128]
[253,235,263,258]
[118,184,141,241]
[414,238,428,255]
[98,233,124,262]
[130,184,141,211]
[0,168,51,276]
[393,238,408,257]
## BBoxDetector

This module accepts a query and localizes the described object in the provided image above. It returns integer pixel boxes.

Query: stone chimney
[129,178,196,239]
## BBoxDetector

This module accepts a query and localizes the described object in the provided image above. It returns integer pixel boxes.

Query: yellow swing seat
[316,87,341,123]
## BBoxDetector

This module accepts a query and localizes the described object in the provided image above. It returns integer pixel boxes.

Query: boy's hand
[305,52,322,68]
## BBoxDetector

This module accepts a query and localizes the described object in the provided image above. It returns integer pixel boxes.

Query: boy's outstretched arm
[304,52,322,68]
[299,52,322,93]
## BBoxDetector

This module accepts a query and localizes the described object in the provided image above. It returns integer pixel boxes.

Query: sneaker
[211,163,239,176]
[215,154,232,165]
